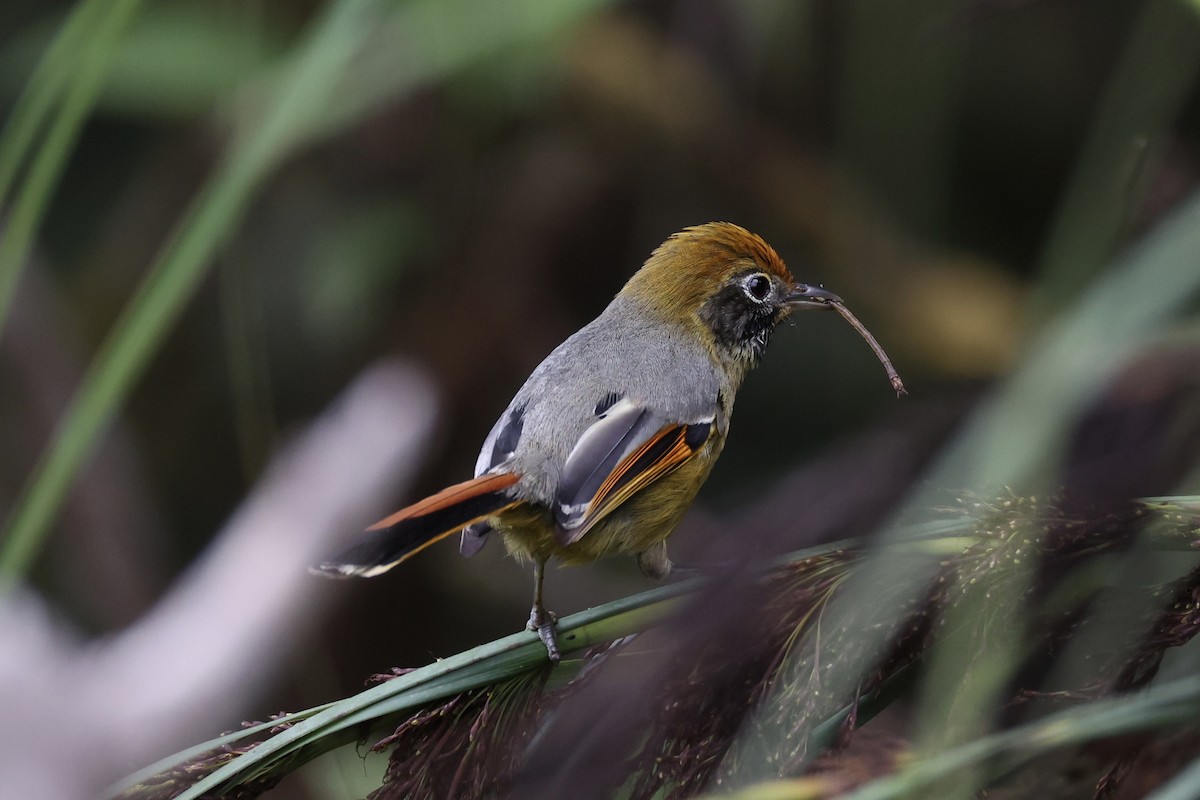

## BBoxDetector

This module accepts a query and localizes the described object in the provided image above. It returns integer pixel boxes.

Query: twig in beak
[826,300,906,396]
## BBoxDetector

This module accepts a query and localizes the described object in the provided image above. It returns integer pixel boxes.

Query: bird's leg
[636,541,674,580]
[527,557,561,663]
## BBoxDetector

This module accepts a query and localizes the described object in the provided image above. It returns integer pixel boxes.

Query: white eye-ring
[742,273,771,303]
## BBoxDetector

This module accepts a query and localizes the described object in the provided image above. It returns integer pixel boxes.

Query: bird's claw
[527,605,561,663]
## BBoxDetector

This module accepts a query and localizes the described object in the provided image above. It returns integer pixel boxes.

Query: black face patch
[699,278,783,361]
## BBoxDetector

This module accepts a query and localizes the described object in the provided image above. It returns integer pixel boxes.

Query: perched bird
[314,222,899,661]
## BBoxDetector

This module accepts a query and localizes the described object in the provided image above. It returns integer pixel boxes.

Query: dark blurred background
[1,0,1198,795]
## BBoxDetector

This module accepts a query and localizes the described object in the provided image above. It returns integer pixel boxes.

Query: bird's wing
[460,402,529,556]
[554,396,714,546]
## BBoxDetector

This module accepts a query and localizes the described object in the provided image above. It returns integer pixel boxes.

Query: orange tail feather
[312,472,521,578]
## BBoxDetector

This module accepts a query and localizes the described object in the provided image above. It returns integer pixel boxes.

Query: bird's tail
[311,472,522,578]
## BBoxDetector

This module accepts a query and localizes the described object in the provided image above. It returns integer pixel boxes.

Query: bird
[313,222,898,662]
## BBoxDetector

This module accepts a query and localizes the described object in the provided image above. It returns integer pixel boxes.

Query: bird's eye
[744,274,771,302]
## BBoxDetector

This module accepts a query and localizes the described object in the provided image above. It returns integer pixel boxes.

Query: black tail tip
[308,560,394,579]
[309,562,351,579]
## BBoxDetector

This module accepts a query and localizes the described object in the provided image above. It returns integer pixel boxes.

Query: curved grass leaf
[140,578,697,800]
[106,703,334,798]
[114,494,1200,799]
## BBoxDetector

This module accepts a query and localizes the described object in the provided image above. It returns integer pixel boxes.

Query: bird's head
[619,222,839,372]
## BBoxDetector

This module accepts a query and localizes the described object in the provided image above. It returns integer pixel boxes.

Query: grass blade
[156,581,694,800]
[0,0,377,584]
[1030,0,1200,313]
[0,0,614,586]
[841,675,1200,800]
[106,703,334,797]
[114,495,1200,798]
[0,0,145,335]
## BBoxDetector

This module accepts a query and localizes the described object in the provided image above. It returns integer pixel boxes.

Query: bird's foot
[527,604,561,663]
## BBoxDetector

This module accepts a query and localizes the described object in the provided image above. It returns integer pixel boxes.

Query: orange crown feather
[619,222,794,323]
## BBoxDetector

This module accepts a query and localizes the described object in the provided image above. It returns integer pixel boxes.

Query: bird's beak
[785,283,841,309]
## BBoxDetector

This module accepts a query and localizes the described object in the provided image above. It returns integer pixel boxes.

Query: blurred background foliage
[1,0,1199,796]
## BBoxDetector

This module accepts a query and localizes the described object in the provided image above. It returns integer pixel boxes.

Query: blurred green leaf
[0,0,373,583]
[0,0,144,339]
[843,673,1200,800]
[93,3,285,119]
[0,0,612,584]
[300,198,428,354]
[942,186,1200,494]
[1030,0,1200,315]
[714,672,1200,800]
[0,2,286,120]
